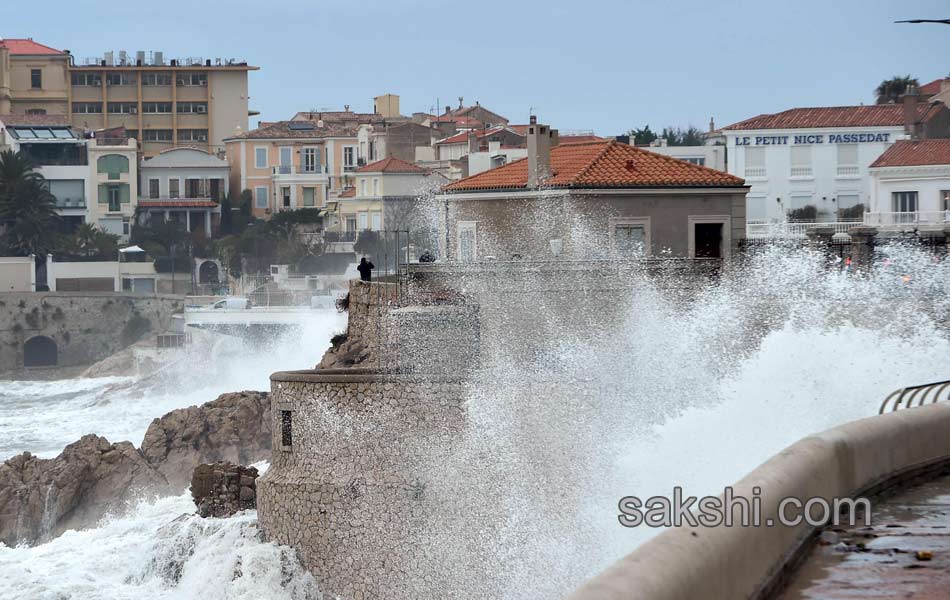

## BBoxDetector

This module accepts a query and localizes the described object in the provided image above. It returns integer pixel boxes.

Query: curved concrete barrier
[568,403,950,600]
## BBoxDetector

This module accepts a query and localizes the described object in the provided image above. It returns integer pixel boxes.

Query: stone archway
[198,260,220,284]
[23,335,58,367]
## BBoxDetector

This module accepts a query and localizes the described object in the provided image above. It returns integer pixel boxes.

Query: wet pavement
[780,474,950,599]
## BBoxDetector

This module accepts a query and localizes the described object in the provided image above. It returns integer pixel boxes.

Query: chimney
[468,131,478,154]
[903,84,920,139]
[527,115,557,188]
[709,117,716,133]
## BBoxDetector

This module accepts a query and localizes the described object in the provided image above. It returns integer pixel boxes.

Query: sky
[6,0,950,135]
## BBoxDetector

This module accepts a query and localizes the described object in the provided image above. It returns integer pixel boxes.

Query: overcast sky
[7,0,950,135]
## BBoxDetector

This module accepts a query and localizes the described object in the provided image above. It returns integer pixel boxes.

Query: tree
[0,149,61,256]
[875,75,919,104]
[59,223,120,261]
[660,126,706,147]
[628,125,657,146]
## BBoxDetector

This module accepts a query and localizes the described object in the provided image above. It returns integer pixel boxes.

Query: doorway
[694,223,723,258]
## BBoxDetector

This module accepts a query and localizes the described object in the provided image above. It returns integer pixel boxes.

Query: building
[868,139,950,229]
[0,38,70,116]
[721,92,950,224]
[138,146,228,236]
[439,118,748,261]
[68,50,257,157]
[468,141,528,176]
[356,121,435,165]
[328,156,441,236]
[0,114,137,237]
[224,120,357,218]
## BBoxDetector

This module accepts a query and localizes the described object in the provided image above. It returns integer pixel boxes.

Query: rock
[140,391,270,491]
[0,434,170,546]
[191,462,258,517]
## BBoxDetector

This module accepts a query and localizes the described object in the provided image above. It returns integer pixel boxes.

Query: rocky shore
[0,390,270,547]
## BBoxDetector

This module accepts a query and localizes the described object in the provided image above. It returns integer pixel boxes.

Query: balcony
[789,166,813,178]
[54,197,87,209]
[836,165,860,177]
[272,164,328,176]
[747,211,950,238]
[864,211,950,228]
[744,167,766,178]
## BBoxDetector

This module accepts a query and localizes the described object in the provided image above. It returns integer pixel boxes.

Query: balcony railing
[864,211,950,227]
[836,165,859,176]
[748,211,950,238]
[789,166,813,177]
[54,197,87,209]
[744,167,766,178]
[272,164,328,176]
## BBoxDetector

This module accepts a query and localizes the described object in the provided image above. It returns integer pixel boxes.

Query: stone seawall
[257,369,465,600]
[0,292,183,374]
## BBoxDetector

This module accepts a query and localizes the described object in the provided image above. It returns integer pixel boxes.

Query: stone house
[438,118,749,261]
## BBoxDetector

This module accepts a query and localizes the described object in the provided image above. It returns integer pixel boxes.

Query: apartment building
[138,147,228,237]
[0,114,137,238]
[0,38,69,115]
[68,50,257,157]
[224,120,359,219]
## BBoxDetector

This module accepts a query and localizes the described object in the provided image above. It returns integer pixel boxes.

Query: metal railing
[272,164,327,176]
[879,380,950,414]
[746,220,859,238]
[864,211,950,227]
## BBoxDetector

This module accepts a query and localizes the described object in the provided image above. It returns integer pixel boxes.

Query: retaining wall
[567,402,950,600]
[0,292,183,373]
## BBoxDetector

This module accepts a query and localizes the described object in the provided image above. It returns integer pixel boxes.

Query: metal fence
[879,380,950,414]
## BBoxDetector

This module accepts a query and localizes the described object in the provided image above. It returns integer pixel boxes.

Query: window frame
[254,186,269,209]
[457,221,478,262]
[168,178,180,199]
[30,69,42,89]
[148,178,160,199]
[254,146,268,169]
[609,216,652,257]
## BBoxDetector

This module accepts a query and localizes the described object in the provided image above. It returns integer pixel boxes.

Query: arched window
[97,154,130,180]
[198,260,219,284]
[23,336,58,367]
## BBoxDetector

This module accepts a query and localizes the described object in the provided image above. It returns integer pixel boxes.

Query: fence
[879,380,950,414]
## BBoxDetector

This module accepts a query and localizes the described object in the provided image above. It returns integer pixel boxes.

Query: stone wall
[257,370,466,600]
[0,292,183,374]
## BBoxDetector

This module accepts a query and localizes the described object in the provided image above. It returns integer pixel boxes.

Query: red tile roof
[337,187,356,198]
[559,134,607,144]
[723,104,943,130]
[225,120,356,140]
[138,200,219,208]
[870,139,950,168]
[355,156,427,174]
[0,38,64,55]
[443,140,745,192]
[920,78,948,95]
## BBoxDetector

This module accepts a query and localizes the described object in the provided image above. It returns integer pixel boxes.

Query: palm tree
[0,149,61,256]
[875,75,919,104]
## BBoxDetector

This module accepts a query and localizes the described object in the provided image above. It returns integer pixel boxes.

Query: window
[279,147,292,173]
[358,211,368,230]
[346,217,357,231]
[26,108,46,115]
[143,102,172,114]
[611,218,651,257]
[837,144,859,176]
[280,410,293,448]
[97,154,130,179]
[107,102,137,114]
[941,190,950,212]
[255,186,268,209]
[745,195,768,222]
[143,129,173,142]
[30,69,42,89]
[360,178,367,196]
[303,187,315,207]
[836,193,863,220]
[71,72,101,86]
[168,178,180,199]
[744,147,766,177]
[72,102,102,114]
[302,147,318,173]
[176,72,207,86]
[142,72,172,86]
[281,186,291,208]
[255,147,268,169]
[344,146,356,169]
[178,129,208,142]
[372,178,379,196]
[185,178,206,198]
[369,141,376,161]
[371,212,381,231]
[683,157,705,166]
[108,186,121,212]
[106,72,135,86]
[790,146,812,177]
[177,102,208,114]
[148,178,160,199]
[458,222,477,262]
[98,184,129,210]
[892,191,918,213]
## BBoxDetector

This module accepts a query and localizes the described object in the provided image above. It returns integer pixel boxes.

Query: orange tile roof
[870,139,950,168]
[920,78,948,95]
[443,140,745,192]
[337,187,356,198]
[723,104,942,130]
[436,125,522,146]
[0,38,64,55]
[355,156,427,173]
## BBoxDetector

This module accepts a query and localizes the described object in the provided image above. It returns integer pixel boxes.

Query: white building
[0,114,138,238]
[138,146,227,236]
[868,139,950,229]
[639,138,727,172]
[721,98,949,224]
[468,140,528,176]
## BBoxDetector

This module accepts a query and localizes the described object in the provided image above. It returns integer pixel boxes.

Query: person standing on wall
[357,257,375,282]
